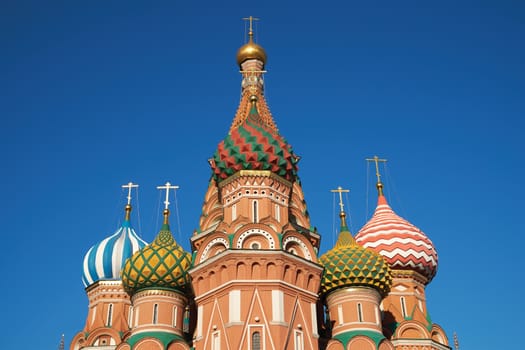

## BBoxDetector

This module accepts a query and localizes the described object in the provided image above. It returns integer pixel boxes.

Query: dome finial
[237,16,267,67]
[331,186,350,230]
[366,155,387,196]
[122,182,139,221]
[156,182,179,226]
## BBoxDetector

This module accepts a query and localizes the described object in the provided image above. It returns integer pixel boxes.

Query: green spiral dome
[319,229,392,297]
[121,223,192,294]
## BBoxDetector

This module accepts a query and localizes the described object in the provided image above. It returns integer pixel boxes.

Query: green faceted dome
[319,228,392,297]
[122,217,192,294]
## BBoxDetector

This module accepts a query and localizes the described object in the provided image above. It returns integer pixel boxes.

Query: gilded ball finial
[237,18,267,67]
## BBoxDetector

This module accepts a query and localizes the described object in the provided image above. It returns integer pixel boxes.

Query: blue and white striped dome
[82,218,148,287]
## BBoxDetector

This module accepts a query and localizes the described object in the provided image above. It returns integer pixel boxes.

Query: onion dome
[209,95,299,182]
[319,201,392,297]
[82,204,147,287]
[236,28,267,67]
[355,182,438,283]
[121,209,192,294]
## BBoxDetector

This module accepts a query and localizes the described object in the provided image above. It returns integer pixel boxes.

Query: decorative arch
[85,327,121,348]
[431,323,450,346]
[347,336,376,350]
[134,337,164,350]
[394,320,431,340]
[167,340,191,350]
[325,338,344,350]
[200,237,230,262]
[378,339,395,350]
[236,227,276,249]
[282,235,313,260]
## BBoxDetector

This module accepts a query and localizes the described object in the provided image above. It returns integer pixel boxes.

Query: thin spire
[58,334,64,350]
[157,182,179,226]
[366,155,387,196]
[242,16,259,40]
[453,332,460,350]
[331,186,350,229]
[122,182,138,221]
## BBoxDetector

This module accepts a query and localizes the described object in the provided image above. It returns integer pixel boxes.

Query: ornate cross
[122,182,139,205]
[242,16,259,34]
[331,186,350,213]
[157,182,179,210]
[366,155,387,184]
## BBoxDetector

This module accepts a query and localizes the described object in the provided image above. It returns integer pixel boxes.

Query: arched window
[232,204,237,221]
[252,331,261,350]
[275,204,280,222]
[357,303,363,322]
[106,304,113,327]
[253,200,259,223]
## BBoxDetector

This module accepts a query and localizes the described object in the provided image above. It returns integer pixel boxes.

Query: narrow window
[357,303,363,322]
[400,297,407,318]
[294,330,304,350]
[134,307,140,327]
[232,204,237,221]
[212,331,220,350]
[153,303,158,324]
[253,200,259,223]
[252,331,261,350]
[275,204,280,222]
[106,304,113,327]
[91,307,97,325]
[172,306,178,327]
[128,306,133,328]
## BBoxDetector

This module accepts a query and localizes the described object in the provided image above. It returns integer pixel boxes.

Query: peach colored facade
[71,27,451,350]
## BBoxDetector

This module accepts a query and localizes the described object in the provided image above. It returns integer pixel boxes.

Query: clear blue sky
[2,1,524,349]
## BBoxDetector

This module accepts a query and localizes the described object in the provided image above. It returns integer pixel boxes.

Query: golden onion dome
[236,32,267,67]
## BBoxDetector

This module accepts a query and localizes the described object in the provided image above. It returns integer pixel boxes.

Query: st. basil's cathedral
[70,19,452,350]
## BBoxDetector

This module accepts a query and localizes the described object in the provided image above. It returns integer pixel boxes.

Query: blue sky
[2,1,524,348]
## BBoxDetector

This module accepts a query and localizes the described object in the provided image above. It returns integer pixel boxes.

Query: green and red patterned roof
[320,226,392,297]
[210,95,299,182]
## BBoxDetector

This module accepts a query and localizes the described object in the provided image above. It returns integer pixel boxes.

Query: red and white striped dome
[355,195,438,283]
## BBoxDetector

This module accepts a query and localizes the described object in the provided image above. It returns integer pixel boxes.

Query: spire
[330,186,355,247]
[122,181,138,221]
[58,334,64,350]
[237,16,267,67]
[156,182,179,228]
[366,155,387,196]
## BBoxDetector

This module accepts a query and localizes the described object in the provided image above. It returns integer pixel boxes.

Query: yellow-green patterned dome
[319,225,392,297]
[122,211,192,294]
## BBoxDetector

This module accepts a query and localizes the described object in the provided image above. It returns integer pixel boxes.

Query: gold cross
[331,186,350,213]
[366,155,387,184]
[242,16,259,34]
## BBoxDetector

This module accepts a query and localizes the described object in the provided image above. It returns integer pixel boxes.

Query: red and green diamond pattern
[211,117,299,182]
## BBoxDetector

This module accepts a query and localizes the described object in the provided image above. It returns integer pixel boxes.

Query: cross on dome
[366,155,387,195]
[331,186,350,229]
[157,182,179,210]
[122,182,139,205]
[121,181,139,221]
[242,16,259,36]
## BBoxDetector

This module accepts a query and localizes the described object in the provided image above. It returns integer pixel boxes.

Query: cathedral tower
[189,18,324,350]
[355,157,449,349]
[71,183,148,350]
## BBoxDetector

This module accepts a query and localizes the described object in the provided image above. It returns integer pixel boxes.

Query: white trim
[230,290,241,322]
[272,290,284,322]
